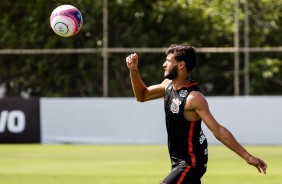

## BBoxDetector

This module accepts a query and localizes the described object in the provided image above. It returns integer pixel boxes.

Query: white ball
[50,5,83,37]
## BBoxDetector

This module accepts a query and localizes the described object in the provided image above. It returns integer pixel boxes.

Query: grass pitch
[0,144,280,184]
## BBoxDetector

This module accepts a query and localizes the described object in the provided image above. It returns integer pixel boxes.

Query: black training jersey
[164,81,208,168]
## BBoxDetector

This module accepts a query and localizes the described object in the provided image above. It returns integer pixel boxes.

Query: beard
[164,65,178,80]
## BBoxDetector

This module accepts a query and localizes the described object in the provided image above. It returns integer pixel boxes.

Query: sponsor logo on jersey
[199,130,206,144]
[179,90,188,97]
[204,149,208,155]
[170,98,181,114]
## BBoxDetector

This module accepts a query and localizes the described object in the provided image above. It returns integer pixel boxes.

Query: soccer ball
[50,5,83,37]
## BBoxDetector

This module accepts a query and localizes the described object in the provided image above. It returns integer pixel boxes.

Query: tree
[0,0,281,97]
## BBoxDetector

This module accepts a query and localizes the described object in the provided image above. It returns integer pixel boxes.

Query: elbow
[213,126,228,142]
[212,128,223,141]
[214,132,221,141]
[134,90,147,102]
[136,97,146,103]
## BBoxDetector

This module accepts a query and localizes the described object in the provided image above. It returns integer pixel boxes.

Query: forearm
[130,69,147,102]
[216,126,251,161]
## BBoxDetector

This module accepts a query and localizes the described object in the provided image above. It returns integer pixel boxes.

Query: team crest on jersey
[179,90,188,97]
[170,98,182,114]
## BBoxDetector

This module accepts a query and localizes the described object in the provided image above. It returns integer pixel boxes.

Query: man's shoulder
[162,79,172,89]
[186,91,207,108]
[188,90,204,99]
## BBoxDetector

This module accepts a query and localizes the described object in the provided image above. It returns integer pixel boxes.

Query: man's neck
[171,78,191,90]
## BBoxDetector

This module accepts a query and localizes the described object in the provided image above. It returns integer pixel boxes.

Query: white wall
[202,96,282,145]
[40,98,166,144]
[40,97,282,145]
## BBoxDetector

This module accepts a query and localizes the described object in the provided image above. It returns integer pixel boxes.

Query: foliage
[250,55,282,95]
[0,0,281,97]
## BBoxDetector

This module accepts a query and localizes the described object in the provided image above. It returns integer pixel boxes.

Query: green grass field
[0,144,280,184]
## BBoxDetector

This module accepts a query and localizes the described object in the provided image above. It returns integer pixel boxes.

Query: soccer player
[126,44,267,184]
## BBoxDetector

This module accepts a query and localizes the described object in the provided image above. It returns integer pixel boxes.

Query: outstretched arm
[209,124,267,174]
[188,91,267,174]
[126,53,169,102]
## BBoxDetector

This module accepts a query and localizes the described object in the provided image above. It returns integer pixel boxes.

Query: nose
[163,61,167,68]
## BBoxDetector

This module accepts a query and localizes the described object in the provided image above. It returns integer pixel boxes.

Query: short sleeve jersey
[164,81,208,168]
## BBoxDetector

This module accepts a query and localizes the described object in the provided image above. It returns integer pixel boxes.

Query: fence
[0,0,281,97]
[1,46,282,97]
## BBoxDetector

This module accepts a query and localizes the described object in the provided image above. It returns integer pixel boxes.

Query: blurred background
[0,0,281,98]
[0,0,281,145]
[0,1,281,183]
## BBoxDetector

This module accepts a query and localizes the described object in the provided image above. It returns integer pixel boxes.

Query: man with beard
[126,44,267,184]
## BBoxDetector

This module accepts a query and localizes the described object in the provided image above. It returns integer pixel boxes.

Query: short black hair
[166,44,198,72]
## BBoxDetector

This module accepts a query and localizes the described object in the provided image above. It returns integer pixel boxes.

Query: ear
[179,61,186,69]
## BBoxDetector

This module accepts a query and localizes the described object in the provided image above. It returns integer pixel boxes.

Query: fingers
[126,56,131,64]
[126,53,138,65]
[259,159,267,174]
[262,167,267,174]
[256,165,267,174]
[256,166,261,173]
[248,156,267,174]
[255,158,267,174]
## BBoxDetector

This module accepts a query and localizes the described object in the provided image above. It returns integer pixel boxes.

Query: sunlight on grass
[0,145,280,184]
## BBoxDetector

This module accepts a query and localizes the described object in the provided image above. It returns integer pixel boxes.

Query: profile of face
[163,54,178,80]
